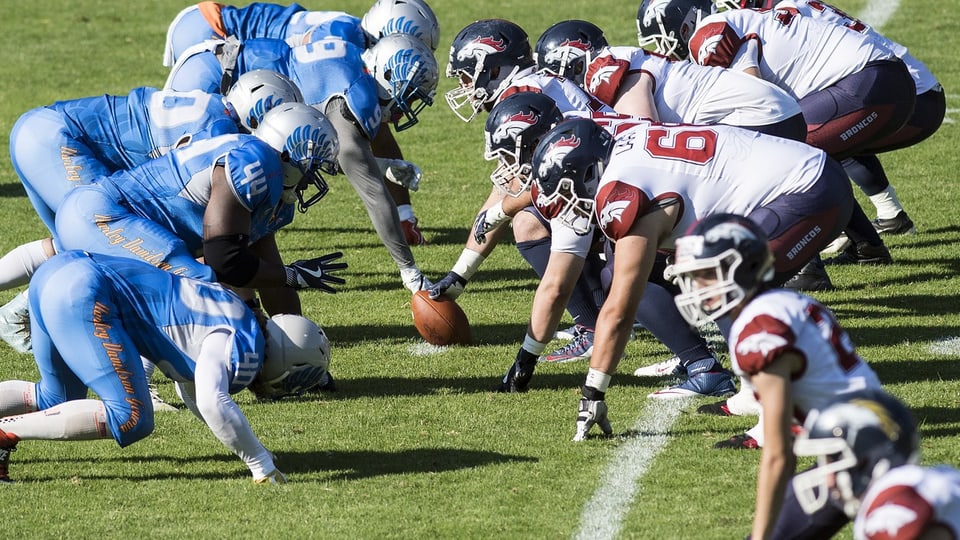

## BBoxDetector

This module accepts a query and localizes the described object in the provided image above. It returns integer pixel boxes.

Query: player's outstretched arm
[193,329,284,483]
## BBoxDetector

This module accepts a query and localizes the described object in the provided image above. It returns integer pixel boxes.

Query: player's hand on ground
[428,271,466,300]
[494,349,538,393]
[285,252,347,293]
[573,398,612,441]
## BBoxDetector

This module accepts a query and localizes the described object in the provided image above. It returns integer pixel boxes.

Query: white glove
[573,398,613,441]
[254,469,288,484]
[377,158,422,191]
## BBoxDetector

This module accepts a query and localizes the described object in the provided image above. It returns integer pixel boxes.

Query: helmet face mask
[636,0,715,60]
[483,92,564,196]
[255,102,340,212]
[445,19,535,122]
[530,118,613,235]
[671,214,774,327]
[363,33,439,131]
[791,391,921,518]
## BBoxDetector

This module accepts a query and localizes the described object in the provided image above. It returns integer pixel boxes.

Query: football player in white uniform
[669,214,889,538]
[771,0,945,240]
[638,0,913,269]
[527,118,857,444]
[791,391,960,540]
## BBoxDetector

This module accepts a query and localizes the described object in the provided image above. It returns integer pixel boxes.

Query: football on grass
[411,290,472,346]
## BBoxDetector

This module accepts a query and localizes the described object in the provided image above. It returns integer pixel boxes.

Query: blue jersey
[54,133,292,280]
[30,250,263,446]
[166,37,381,138]
[220,2,306,41]
[10,88,239,233]
[52,87,239,170]
[97,133,290,250]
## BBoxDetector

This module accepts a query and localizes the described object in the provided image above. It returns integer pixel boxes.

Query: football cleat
[0,290,31,354]
[540,325,594,363]
[554,324,578,341]
[871,211,916,235]
[825,242,893,266]
[648,358,736,399]
[0,428,20,483]
[401,217,427,246]
[633,356,683,378]
[713,432,760,450]
[697,400,734,417]
[783,259,834,291]
[149,384,179,413]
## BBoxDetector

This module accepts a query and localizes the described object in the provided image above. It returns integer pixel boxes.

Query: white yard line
[573,1,902,537]
[573,398,689,540]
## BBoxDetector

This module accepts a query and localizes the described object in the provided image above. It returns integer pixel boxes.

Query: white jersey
[501,68,615,116]
[773,0,940,94]
[593,119,825,248]
[585,46,800,126]
[855,465,960,540]
[688,8,898,100]
[729,289,881,418]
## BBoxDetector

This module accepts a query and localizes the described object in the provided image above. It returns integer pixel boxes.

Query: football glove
[284,252,347,293]
[378,158,422,192]
[429,271,467,300]
[494,349,538,393]
[573,398,613,441]
[472,204,510,244]
[254,468,287,484]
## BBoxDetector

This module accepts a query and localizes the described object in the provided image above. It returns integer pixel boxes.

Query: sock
[0,399,108,441]
[635,282,712,362]
[0,239,52,289]
[841,155,890,196]
[844,201,885,246]
[868,185,905,220]
[0,380,38,417]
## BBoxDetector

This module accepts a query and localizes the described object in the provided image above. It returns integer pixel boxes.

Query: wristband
[283,266,299,288]
[585,368,612,393]
[451,249,486,281]
[521,334,549,355]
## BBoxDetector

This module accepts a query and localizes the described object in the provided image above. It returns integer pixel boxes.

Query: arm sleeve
[324,97,416,270]
[193,329,276,478]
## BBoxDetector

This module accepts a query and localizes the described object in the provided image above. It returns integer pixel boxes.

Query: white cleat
[633,356,682,377]
[149,385,179,413]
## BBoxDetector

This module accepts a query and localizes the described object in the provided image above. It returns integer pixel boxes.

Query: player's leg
[164,49,225,93]
[10,107,112,233]
[54,186,216,281]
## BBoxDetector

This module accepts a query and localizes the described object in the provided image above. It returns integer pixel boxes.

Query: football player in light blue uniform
[0,250,330,484]
[162,0,439,67]
[0,103,346,355]
[165,33,440,292]
[0,71,304,354]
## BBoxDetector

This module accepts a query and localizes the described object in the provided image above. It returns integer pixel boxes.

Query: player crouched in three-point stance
[0,251,330,484]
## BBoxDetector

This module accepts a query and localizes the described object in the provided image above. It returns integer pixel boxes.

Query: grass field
[1,0,958,538]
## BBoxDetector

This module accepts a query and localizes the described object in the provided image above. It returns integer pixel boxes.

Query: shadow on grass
[871,359,960,385]
[0,183,26,198]
[913,406,960,439]
[16,447,536,482]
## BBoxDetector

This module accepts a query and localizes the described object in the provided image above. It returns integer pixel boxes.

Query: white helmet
[362,33,439,131]
[252,314,331,399]
[255,102,340,211]
[361,0,440,51]
[224,69,304,132]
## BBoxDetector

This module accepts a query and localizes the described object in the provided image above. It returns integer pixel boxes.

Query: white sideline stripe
[927,336,960,356]
[573,398,690,540]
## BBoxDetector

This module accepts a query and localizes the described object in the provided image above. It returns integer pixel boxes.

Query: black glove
[472,205,510,244]
[284,252,347,293]
[495,348,539,393]
[428,271,467,300]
